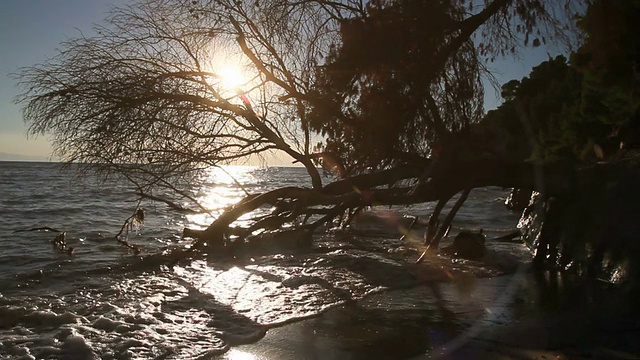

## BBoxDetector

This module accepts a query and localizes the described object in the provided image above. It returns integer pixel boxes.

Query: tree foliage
[308,0,580,174]
[485,0,640,163]
[309,0,483,173]
[484,56,582,161]
[465,0,640,276]
[571,0,640,152]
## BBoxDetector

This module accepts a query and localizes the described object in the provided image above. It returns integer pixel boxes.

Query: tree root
[416,188,471,264]
[400,216,419,242]
[424,197,451,245]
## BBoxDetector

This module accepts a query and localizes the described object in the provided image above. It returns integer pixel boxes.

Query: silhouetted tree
[309,0,580,174]
[15,0,587,254]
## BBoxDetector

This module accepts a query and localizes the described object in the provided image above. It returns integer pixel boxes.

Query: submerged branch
[136,191,202,214]
[114,206,145,254]
[13,226,62,233]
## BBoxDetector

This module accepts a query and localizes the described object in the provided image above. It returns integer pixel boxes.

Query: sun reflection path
[225,349,262,360]
[186,166,259,229]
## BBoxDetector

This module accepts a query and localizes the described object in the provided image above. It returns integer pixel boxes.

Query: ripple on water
[0,235,528,359]
[1,164,526,358]
[0,273,259,359]
[0,215,530,358]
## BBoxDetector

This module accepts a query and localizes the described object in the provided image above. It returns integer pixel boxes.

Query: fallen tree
[182,126,626,257]
[15,0,588,259]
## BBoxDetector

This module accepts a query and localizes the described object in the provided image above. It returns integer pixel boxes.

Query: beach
[223,272,640,359]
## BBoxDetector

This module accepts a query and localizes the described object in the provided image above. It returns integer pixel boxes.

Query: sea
[0,161,531,359]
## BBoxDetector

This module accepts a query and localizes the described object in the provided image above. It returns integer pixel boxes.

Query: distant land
[0,152,51,162]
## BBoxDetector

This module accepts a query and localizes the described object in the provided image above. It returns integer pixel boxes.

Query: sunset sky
[0,0,557,161]
[0,0,131,160]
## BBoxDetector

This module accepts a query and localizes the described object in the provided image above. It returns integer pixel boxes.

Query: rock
[441,230,486,260]
[505,188,532,212]
[516,161,640,280]
[516,191,545,249]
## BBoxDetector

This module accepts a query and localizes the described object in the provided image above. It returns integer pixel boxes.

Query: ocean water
[0,162,528,359]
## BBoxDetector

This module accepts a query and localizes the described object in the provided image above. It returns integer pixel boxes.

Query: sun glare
[219,65,246,90]
[225,349,259,360]
[185,166,257,228]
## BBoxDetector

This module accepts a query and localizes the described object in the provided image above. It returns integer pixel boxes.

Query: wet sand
[220,271,640,359]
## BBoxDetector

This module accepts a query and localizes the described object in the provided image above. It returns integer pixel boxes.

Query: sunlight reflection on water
[0,163,534,359]
[187,166,259,228]
[226,348,262,360]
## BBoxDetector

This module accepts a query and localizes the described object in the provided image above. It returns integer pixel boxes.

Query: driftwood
[492,230,522,243]
[13,227,73,255]
[50,232,75,256]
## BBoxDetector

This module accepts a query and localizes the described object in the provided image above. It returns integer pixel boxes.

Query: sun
[205,43,251,94]
[218,65,246,90]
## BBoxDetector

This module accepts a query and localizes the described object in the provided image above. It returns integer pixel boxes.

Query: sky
[0,0,131,160]
[0,0,560,162]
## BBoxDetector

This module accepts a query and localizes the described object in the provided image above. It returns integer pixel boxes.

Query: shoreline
[220,272,640,359]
